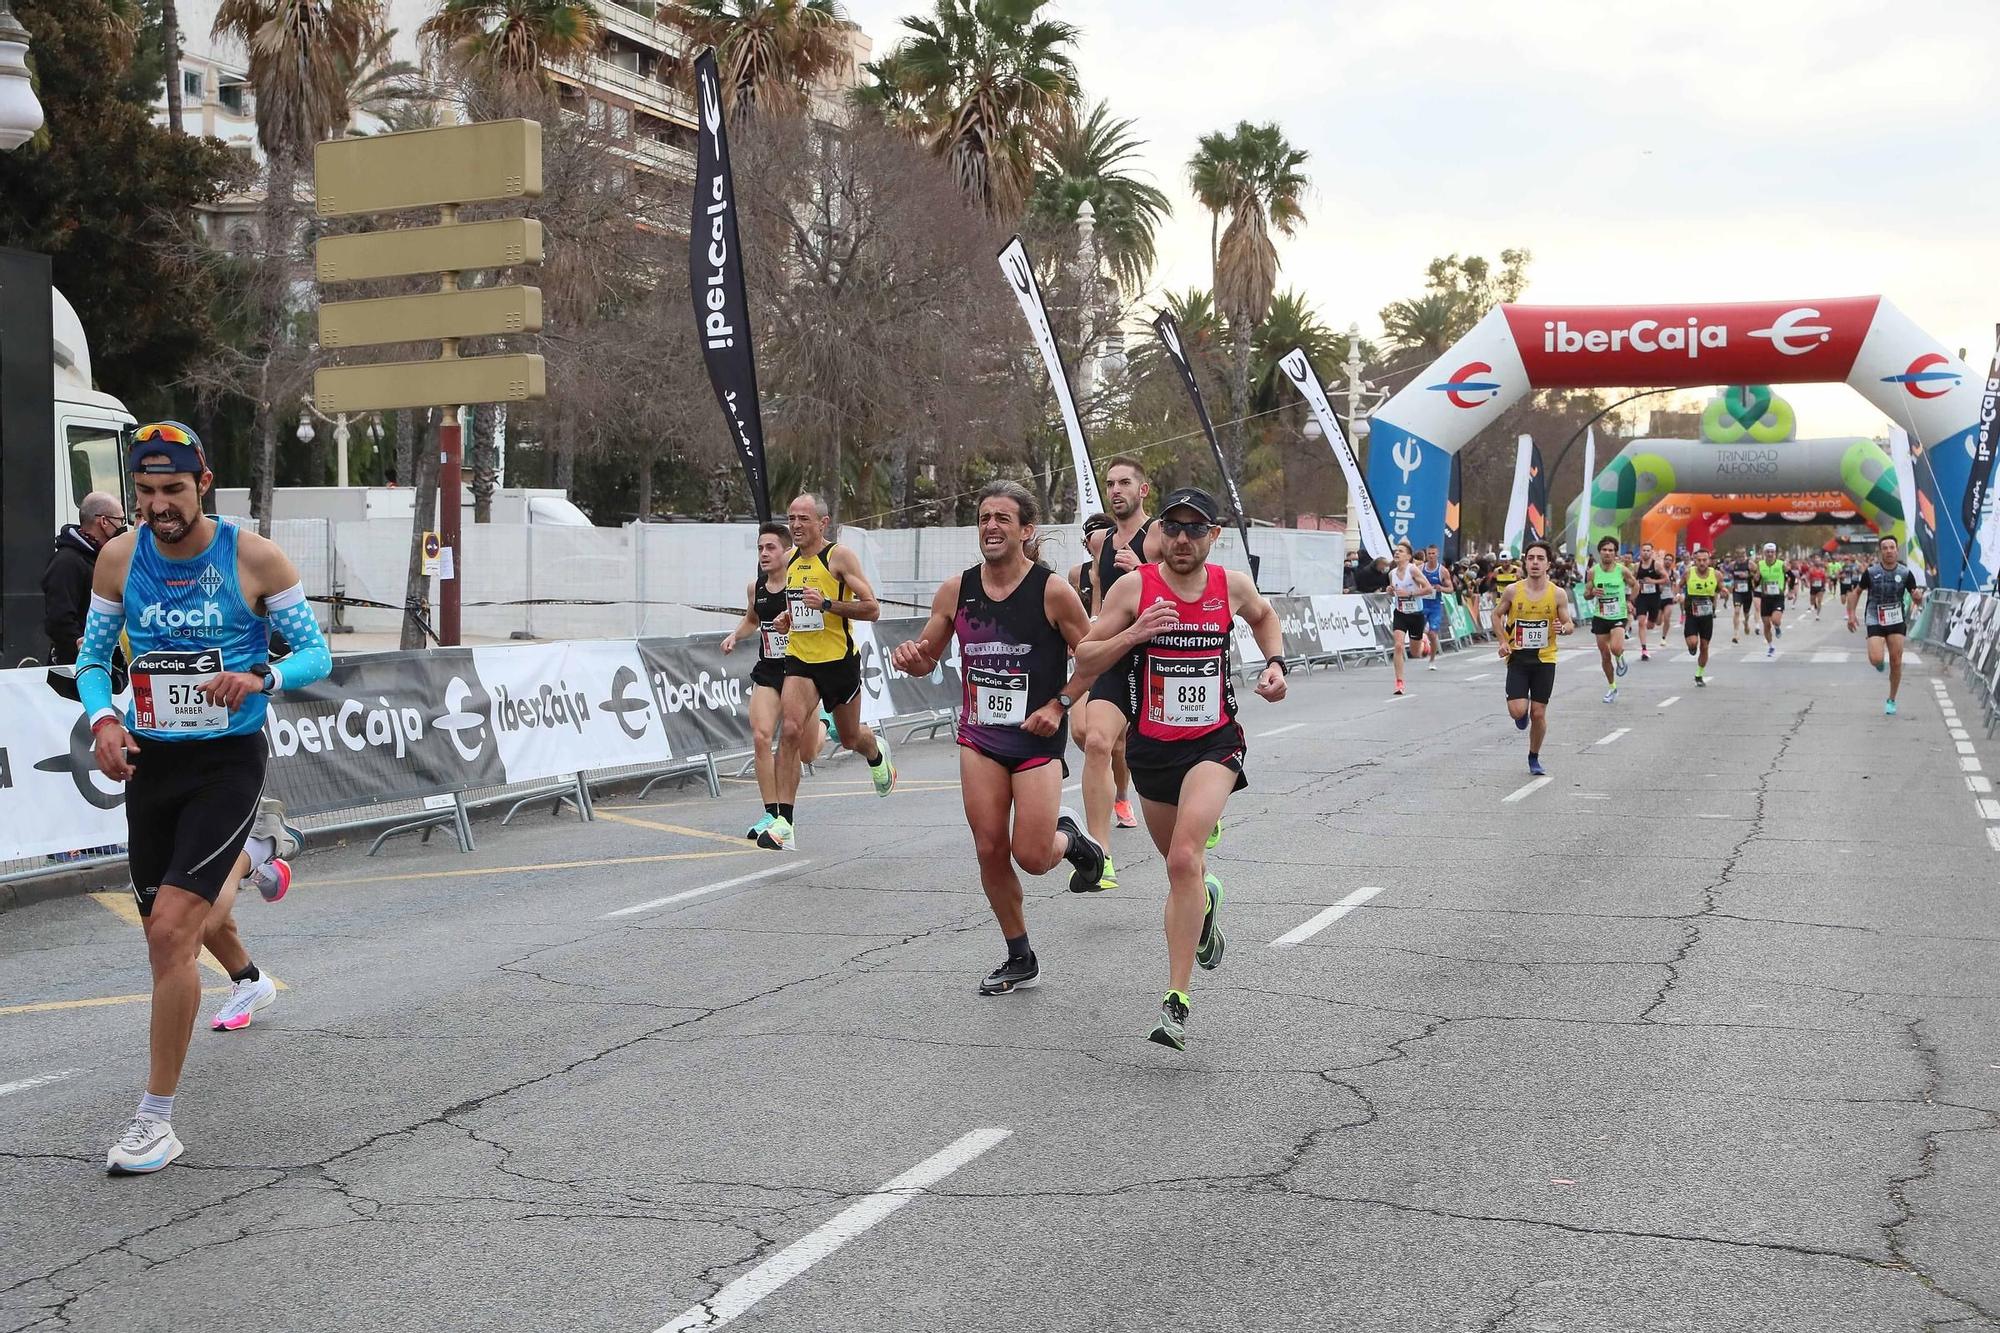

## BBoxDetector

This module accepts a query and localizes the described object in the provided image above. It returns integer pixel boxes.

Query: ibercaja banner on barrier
[0,595,1483,864]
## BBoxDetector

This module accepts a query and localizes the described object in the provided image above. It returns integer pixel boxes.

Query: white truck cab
[52,286,136,529]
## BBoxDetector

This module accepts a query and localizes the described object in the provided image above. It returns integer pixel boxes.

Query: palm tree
[857,0,1079,219]
[162,0,185,134]
[210,0,382,530]
[419,0,600,90]
[666,0,850,117]
[337,25,426,133]
[1248,288,1341,416]
[1185,120,1308,475]
[1026,100,1170,294]
[1378,290,1464,364]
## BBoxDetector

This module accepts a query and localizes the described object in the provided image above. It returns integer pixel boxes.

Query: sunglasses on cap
[134,422,196,446]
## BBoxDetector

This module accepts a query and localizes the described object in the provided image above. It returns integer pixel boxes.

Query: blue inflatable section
[1364,420,1454,555]
[1915,423,1989,591]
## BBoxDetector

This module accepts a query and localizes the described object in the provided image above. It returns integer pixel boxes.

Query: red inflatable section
[1501,298,1882,390]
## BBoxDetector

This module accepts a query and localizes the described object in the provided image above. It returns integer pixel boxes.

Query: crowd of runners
[72,426,1934,1175]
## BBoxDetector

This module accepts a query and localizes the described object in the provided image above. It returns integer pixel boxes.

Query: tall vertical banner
[1502,434,1533,555]
[1441,452,1463,563]
[997,237,1102,518]
[1150,311,1257,582]
[689,50,771,521]
[1276,348,1392,561]
[1959,327,2000,542]
[1572,427,1596,555]
[1525,441,1549,544]
[1893,424,1937,579]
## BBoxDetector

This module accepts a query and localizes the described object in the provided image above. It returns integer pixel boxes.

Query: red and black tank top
[1127,563,1240,756]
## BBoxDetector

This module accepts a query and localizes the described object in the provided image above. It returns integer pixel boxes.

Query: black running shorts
[1865,622,1907,640]
[1504,653,1556,704]
[1635,591,1664,618]
[1391,610,1429,638]
[1759,595,1785,617]
[1087,655,1136,714]
[126,731,266,917]
[783,653,861,707]
[1684,615,1714,643]
[1127,731,1248,807]
[1591,616,1625,637]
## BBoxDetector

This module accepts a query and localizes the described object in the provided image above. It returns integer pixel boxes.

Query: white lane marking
[1595,729,1631,746]
[1571,792,1611,800]
[655,1128,1011,1333]
[1461,673,1492,683]
[1256,722,1309,738]
[1957,742,1977,755]
[1270,886,1388,948]
[0,1069,80,1098]
[601,861,812,920]
[1504,776,1553,803]
[1908,652,1925,665]
[1968,776,1992,793]
[1952,729,1971,741]
[1989,828,2000,853]
[1811,651,1848,664]
[1062,782,1080,794]
[1965,758,1984,773]
[1657,696,1680,709]
[1979,799,2000,822]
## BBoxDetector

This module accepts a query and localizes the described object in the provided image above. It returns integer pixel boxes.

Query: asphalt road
[3,609,1997,1333]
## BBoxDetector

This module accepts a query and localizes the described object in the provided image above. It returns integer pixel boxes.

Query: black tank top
[1094,518,1153,602]
[954,562,1069,760]
[752,575,788,662]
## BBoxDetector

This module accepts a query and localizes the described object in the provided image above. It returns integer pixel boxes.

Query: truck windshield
[67,424,124,511]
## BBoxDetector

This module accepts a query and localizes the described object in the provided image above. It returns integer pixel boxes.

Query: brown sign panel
[316,219,544,283]
[314,354,547,412]
[320,287,542,349]
[314,119,543,218]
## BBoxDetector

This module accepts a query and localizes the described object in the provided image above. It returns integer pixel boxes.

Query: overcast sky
[840,0,1997,436]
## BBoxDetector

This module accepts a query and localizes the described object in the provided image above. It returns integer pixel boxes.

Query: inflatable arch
[1364,298,1985,584]
[1640,492,1865,553]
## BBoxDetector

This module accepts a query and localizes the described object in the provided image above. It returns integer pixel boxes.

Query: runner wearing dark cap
[1076,487,1288,1051]
[75,423,333,1174]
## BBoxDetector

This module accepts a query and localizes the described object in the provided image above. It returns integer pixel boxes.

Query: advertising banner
[1308,595,1379,655]
[997,237,1102,518]
[470,641,673,784]
[1503,435,1534,555]
[1152,311,1258,582]
[1573,427,1596,555]
[1278,348,1392,561]
[689,50,771,520]
[0,670,128,858]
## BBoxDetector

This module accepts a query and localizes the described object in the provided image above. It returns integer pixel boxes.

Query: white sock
[244,835,276,874]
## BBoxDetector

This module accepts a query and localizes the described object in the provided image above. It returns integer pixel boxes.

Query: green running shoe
[1148,990,1190,1050]
[745,811,776,841]
[1092,854,1117,893]
[1196,872,1225,971]
[1206,819,1223,850]
[869,738,896,796]
[755,815,794,850]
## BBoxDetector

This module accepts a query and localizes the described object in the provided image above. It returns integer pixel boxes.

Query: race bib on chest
[968,665,1029,726]
[1692,598,1713,617]
[759,624,788,659]
[1395,595,1420,614]
[130,649,227,734]
[1515,620,1549,650]
[787,591,824,633]
[1876,602,1904,627]
[1641,580,1658,592]
[1734,579,1749,592]
[1764,581,1783,595]
[1597,595,1621,614]
[1147,653,1223,728]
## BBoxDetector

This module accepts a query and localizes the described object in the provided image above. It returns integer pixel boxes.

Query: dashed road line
[1657,696,1680,709]
[1595,729,1631,746]
[1503,776,1553,803]
[654,1127,1011,1333]
[601,861,813,920]
[1270,886,1387,948]
[0,1069,80,1097]
[1256,722,1309,738]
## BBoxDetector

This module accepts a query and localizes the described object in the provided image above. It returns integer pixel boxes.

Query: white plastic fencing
[283,518,1348,641]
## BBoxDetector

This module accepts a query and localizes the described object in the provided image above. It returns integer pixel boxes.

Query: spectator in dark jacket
[42,492,124,664]
[1355,556,1392,594]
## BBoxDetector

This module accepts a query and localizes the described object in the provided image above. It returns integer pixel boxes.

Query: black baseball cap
[1157,487,1220,524]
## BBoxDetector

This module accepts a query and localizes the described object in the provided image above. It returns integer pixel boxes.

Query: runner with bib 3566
[1076,488,1287,1052]
[722,521,824,843]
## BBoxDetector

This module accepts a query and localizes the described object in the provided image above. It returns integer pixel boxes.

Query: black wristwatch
[1057,692,1075,710]
[1265,656,1289,675]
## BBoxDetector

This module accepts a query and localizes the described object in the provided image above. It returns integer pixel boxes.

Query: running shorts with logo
[1860,565,1917,639]
[954,562,1069,777]
[1122,563,1247,806]
[750,578,790,692]
[783,543,862,705]
[127,732,266,914]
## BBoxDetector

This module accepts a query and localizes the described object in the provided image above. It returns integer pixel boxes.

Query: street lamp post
[1343,324,1365,540]
[0,0,42,152]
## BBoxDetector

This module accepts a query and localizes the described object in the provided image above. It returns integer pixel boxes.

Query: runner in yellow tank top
[1681,548,1721,686]
[758,492,897,851]
[1488,539,1574,777]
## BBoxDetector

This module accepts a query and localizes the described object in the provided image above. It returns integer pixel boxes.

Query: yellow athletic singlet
[1507,581,1561,663]
[1685,568,1720,617]
[784,542,852,663]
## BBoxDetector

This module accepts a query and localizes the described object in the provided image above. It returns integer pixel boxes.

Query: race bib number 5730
[130,649,227,734]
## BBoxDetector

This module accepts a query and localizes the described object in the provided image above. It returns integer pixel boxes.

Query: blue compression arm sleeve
[265,584,331,692]
[77,594,123,725]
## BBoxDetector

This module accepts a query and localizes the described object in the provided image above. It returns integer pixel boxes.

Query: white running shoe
[210,974,277,1031]
[106,1115,183,1175]
[248,797,301,860]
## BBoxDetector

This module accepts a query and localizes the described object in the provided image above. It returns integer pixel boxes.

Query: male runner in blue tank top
[75,424,332,1175]
[890,482,1107,995]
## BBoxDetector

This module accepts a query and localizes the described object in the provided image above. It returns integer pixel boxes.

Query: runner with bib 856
[1076,488,1287,1051]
